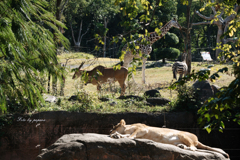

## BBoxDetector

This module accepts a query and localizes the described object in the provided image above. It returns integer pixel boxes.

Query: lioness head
[110,119,126,135]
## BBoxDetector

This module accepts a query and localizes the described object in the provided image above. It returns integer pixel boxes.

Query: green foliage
[0,0,69,113]
[152,32,180,61]
[153,47,180,60]
[171,84,201,112]
[169,54,239,133]
[169,66,228,90]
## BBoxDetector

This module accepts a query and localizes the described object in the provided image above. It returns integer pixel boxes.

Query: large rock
[146,97,170,106]
[192,80,214,103]
[1,112,238,160]
[36,133,228,160]
[211,84,221,96]
[144,89,161,97]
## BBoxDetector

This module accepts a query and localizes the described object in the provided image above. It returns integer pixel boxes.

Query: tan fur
[110,119,229,158]
[72,65,128,96]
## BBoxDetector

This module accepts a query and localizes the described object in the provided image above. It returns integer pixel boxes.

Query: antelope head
[72,62,85,79]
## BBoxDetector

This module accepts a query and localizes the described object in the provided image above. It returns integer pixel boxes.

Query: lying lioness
[110,119,229,158]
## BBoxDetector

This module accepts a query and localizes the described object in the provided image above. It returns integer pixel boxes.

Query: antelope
[72,62,128,96]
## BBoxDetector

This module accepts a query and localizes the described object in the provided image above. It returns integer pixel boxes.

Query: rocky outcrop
[36,133,228,160]
[146,97,170,106]
[144,89,161,97]
[211,84,221,96]
[193,80,214,103]
[0,112,238,160]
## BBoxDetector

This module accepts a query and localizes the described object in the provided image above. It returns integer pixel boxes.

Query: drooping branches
[192,0,240,59]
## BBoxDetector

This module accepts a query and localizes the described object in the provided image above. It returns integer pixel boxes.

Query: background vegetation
[0,0,240,133]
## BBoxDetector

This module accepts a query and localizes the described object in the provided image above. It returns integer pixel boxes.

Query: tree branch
[77,20,83,42]
[195,11,215,20]
[147,0,160,28]
[79,23,91,47]
[210,0,217,15]
[192,21,212,26]
[70,23,76,45]
[223,38,239,44]
[60,0,69,15]
[234,3,240,12]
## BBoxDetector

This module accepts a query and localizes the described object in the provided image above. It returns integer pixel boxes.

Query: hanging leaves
[0,0,69,113]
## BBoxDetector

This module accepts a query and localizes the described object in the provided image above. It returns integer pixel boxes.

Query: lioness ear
[120,119,126,126]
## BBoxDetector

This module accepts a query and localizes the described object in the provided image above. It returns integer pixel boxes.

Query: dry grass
[58,52,235,100]
[39,52,236,113]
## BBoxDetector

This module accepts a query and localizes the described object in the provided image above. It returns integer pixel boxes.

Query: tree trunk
[60,75,65,96]
[48,72,51,93]
[186,0,192,75]
[186,32,192,74]
[70,20,91,52]
[162,58,166,63]
[216,24,224,59]
[103,17,108,57]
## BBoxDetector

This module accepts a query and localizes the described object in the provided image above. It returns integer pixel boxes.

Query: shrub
[172,84,201,112]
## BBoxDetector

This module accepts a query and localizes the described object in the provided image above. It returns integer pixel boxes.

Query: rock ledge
[36,133,228,160]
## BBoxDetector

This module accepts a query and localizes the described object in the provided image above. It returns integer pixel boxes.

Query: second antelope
[72,63,128,96]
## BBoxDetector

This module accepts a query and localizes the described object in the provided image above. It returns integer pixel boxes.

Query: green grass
[37,51,236,114]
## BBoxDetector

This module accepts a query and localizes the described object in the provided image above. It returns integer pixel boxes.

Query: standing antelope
[72,63,128,96]
[122,18,181,84]
[172,53,188,80]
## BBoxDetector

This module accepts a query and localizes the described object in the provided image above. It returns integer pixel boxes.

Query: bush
[153,47,180,62]
[172,84,201,112]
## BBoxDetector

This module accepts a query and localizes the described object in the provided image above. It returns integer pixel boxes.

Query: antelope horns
[78,62,85,69]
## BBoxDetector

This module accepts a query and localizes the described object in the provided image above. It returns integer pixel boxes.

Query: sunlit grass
[38,51,236,114]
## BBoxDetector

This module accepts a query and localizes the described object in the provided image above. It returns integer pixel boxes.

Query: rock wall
[0,111,239,160]
[36,133,228,160]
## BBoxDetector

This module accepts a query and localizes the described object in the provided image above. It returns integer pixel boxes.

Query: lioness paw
[110,133,122,139]
[189,146,197,151]
[177,144,187,149]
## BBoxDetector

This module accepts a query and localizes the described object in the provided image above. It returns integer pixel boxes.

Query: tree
[0,0,68,113]
[64,0,92,51]
[170,0,240,133]
[152,32,180,63]
[153,48,180,63]
[178,0,194,75]
[193,0,240,59]
[91,0,119,57]
[47,0,69,96]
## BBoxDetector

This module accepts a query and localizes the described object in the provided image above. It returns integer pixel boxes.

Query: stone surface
[36,133,228,160]
[118,95,144,101]
[192,80,214,103]
[44,95,57,103]
[144,89,161,97]
[146,97,170,106]
[0,112,238,160]
[211,84,221,96]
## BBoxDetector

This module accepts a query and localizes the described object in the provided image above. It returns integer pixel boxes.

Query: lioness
[110,119,229,158]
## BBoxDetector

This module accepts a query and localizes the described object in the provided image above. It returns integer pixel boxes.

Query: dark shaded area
[0,111,239,160]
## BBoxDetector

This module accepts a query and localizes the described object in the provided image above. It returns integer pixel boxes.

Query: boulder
[192,80,214,103]
[44,95,57,103]
[144,89,161,97]
[146,97,170,106]
[118,95,144,101]
[36,133,228,160]
[211,84,221,96]
[154,61,163,67]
